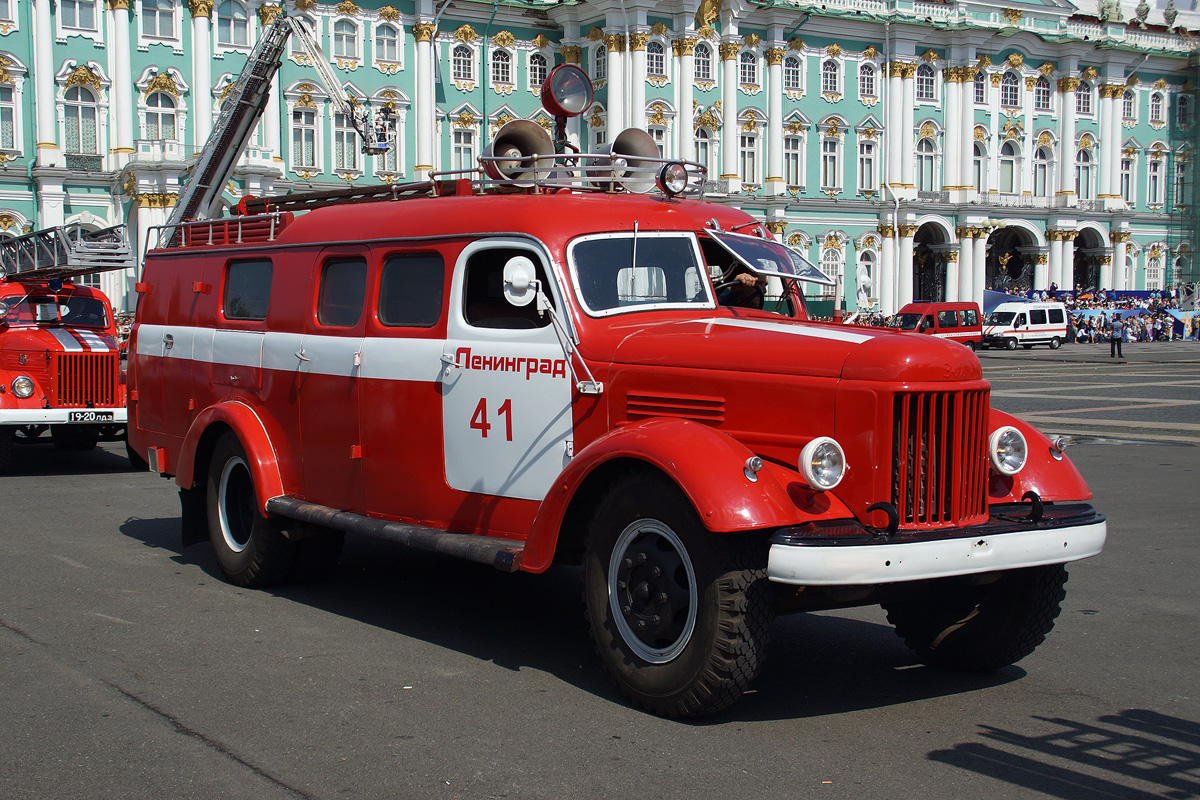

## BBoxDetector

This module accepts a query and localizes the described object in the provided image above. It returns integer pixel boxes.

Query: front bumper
[0,408,127,425]
[767,502,1105,586]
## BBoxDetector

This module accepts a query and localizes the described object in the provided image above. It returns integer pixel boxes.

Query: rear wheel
[583,469,773,718]
[966,341,976,352]
[882,564,1068,672]
[206,433,296,587]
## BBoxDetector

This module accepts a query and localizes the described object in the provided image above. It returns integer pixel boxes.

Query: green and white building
[1,0,1196,313]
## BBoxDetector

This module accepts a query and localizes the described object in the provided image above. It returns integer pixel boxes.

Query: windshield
[568,233,713,316]
[1,294,110,329]
[707,230,834,285]
[887,313,922,331]
[987,312,1016,325]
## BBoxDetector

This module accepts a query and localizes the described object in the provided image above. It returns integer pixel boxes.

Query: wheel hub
[609,519,698,663]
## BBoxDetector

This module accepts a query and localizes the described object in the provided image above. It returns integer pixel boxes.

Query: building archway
[986,226,1036,293]
[1073,228,1105,292]
[913,223,950,301]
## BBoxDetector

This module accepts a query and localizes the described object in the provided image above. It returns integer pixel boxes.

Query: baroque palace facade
[0,0,1196,313]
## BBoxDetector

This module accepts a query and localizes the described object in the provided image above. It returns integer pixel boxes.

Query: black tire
[1005,338,1018,351]
[1049,337,1061,350]
[288,523,345,582]
[966,341,976,351]
[582,469,774,718]
[126,437,150,472]
[882,564,1068,672]
[206,433,296,587]
[0,426,13,474]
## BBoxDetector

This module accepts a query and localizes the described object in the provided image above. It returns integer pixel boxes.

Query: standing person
[1110,314,1125,358]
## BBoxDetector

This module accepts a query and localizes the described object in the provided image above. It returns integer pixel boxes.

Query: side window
[922,315,934,330]
[318,257,367,327]
[223,259,272,320]
[379,253,445,327]
[463,247,552,329]
[962,309,978,327]
[1017,313,1027,327]
[937,310,958,328]
[1048,308,1064,324]
[1030,309,1048,325]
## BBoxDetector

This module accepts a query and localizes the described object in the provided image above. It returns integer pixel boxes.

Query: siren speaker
[483,120,554,185]
[590,128,660,193]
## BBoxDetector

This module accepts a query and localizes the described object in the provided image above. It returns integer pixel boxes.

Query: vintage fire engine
[127,25,1105,717]
[0,224,133,472]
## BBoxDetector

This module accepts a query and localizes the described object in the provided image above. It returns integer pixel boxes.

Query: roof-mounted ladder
[0,224,135,281]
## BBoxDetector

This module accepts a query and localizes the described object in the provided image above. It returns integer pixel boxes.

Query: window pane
[224,259,272,320]
[379,254,445,327]
[318,258,367,327]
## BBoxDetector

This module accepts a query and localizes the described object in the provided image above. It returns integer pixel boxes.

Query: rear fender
[988,410,1093,503]
[521,418,824,573]
[176,401,284,514]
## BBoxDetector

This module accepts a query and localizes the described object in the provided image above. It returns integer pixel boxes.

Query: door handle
[295,348,311,362]
[440,353,464,369]
[163,333,173,351]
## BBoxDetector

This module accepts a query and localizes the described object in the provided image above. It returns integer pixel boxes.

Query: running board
[265,496,525,573]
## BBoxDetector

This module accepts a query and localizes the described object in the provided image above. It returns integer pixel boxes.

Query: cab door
[439,239,574,502]
[297,251,368,513]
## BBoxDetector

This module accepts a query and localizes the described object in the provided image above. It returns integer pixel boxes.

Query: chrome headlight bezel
[799,436,847,491]
[988,425,1028,476]
[12,375,35,398]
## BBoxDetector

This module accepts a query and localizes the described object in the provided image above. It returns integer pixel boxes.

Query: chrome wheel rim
[608,519,698,663]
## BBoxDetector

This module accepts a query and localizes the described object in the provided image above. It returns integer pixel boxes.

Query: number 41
[470,397,513,441]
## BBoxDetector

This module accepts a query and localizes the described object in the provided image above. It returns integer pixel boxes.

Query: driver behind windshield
[716,265,767,309]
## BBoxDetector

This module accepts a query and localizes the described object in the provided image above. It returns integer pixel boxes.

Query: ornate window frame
[55,60,110,167]
[490,46,515,95]
[693,42,714,89]
[57,0,102,43]
[0,51,27,158]
[372,20,403,74]
[134,66,189,143]
[858,61,878,106]
[739,50,761,95]
[1034,76,1052,113]
[214,0,253,53]
[916,63,938,103]
[371,87,409,180]
[450,42,477,91]
[284,79,329,176]
[137,0,180,48]
[331,17,363,70]
[528,52,548,93]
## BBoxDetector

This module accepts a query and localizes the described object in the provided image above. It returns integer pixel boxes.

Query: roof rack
[0,223,136,282]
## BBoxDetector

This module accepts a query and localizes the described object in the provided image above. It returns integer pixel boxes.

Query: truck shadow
[121,516,1023,722]
[5,441,134,476]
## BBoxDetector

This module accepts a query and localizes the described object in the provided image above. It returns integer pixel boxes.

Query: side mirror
[503,256,537,307]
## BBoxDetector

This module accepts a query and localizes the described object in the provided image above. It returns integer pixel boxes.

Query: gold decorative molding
[531,34,549,48]
[258,3,283,25]
[695,0,721,28]
[586,27,605,41]
[921,49,939,63]
[629,32,649,51]
[673,38,697,57]
[877,225,895,239]
[1034,254,1048,265]
[1002,8,1023,24]
[698,26,718,40]
[1025,76,1037,90]
[189,0,213,14]
[1040,62,1056,76]
[454,110,477,128]
[454,25,478,43]
[648,103,667,126]
[492,30,515,48]
[862,235,877,249]
[740,118,759,132]
[785,120,804,134]
[335,0,360,15]
[66,64,102,91]
[719,42,740,61]
[1038,131,1053,147]
[1079,133,1095,150]
[296,92,316,108]
[919,121,935,138]
[606,34,627,53]
[990,73,1003,88]
[974,126,987,141]
[765,47,785,66]
[860,126,877,139]
[823,234,844,251]
[106,0,130,9]
[788,36,804,51]
[1154,78,1168,89]
[788,232,807,247]
[378,5,400,22]
[977,55,992,69]
[145,72,180,98]
[898,225,918,238]
[293,0,316,9]
[945,252,959,262]
[764,220,788,235]
[651,22,670,36]
[1006,53,1024,68]
[560,45,581,63]
[131,192,179,209]
[589,108,605,128]
[827,44,843,58]
[1110,230,1132,243]
[1082,66,1099,80]
[1058,77,1081,93]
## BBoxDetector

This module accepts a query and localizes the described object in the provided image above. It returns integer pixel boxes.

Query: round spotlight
[799,437,846,491]
[988,426,1028,476]
[541,64,594,118]
[657,162,689,197]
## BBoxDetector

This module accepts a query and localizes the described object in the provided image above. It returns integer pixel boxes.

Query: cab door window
[1016,313,1027,327]
[463,246,553,329]
[318,257,367,327]
[223,259,272,320]
[962,309,979,326]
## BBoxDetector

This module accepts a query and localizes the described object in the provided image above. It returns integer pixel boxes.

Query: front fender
[521,418,822,573]
[176,401,284,514]
[988,410,1093,503]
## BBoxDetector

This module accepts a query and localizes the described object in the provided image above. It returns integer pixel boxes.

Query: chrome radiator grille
[890,390,989,527]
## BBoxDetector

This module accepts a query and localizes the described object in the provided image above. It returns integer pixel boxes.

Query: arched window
[1034,146,1051,197]
[290,16,315,56]
[491,50,511,84]
[215,0,249,47]
[1123,89,1136,121]
[694,127,711,172]
[529,53,547,91]
[856,250,875,307]
[999,140,1018,193]
[647,41,665,76]
[739,52,758,86]
[916,64,935,101]
[452,45,473,81]
[1179,95,1191,127]
[1075,148,1094,199]
[64,86,99,154]
[1000,71,1019,108]
[333,20,358,59]
[916,137,936,192]
[821,60,839,94]
[784,57,801,91]
[142,0,174,38]
[1076,81,1093,115]
[1174,256,1187,285]
[1150,92,1164,122]
[375,23,398,62]
[818,248,840,298]
[694,43,712,81]
[1035,77,1051,111]
[144,91,176,140]
[593,45,607,81]
[972,141,986,191]
[974,71,986,104]
[1146,255,1163,289]
[858,63,876,98]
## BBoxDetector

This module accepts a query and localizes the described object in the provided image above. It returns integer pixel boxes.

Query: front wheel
[1049,337,1061,350]
[966,340,976,352]
[206,433,296,587]
[882,564,1068,672]
[1005,338,1018,351]
[583,469,773,718]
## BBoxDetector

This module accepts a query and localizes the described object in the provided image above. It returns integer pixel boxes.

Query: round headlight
[799,436,846,491]
[12,375,35,398]
[656,162,689,197]
[988,426,1028,475]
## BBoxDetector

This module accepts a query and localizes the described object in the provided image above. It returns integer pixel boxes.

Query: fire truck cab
[129,176,1106,718]
[0,225,131,471]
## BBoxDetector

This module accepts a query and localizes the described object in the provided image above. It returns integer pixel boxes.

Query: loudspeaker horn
[590,128,660,193]
[482,120,555,186]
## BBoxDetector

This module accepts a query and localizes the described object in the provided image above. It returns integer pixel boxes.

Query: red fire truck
[127,24,1105,717]
[0,224,133,471]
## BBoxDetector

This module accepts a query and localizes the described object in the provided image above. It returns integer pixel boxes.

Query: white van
[982,301,1068,350]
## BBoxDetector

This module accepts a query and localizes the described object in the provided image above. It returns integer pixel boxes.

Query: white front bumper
[0,408,127,425]
[768,520,1107,586]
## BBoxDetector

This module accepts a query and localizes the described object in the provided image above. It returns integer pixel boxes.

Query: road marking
[51,555,89,569]
[88,612,134,625]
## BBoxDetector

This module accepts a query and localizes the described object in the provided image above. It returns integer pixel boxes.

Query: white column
[943,70,961,190]
[958,232,974,301]
[720,40,739,189]
[265,71,282,162]
[962,69,978,192]
[109,2,135,169]
[898,225,914,306]
[973,231,987,300]
[606,35,625,134]
[1097,84,1114,198]
[33,0,61,168]
[901,65,916,188]
[945,253,960,302]
[1112,234,1128,290]
[1034,253,1048,290]
[1111,85,1127,206]
[414,23,435,176]
[629,32,647,131]
[1048,232,1063,290]
[765,47,784,193]
[675,38,696,162]
[1061,233,1076,290]
[887,61,903,188]
[1058,78,1078,201]
[880,226,896,315]
[191,3,213,146]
